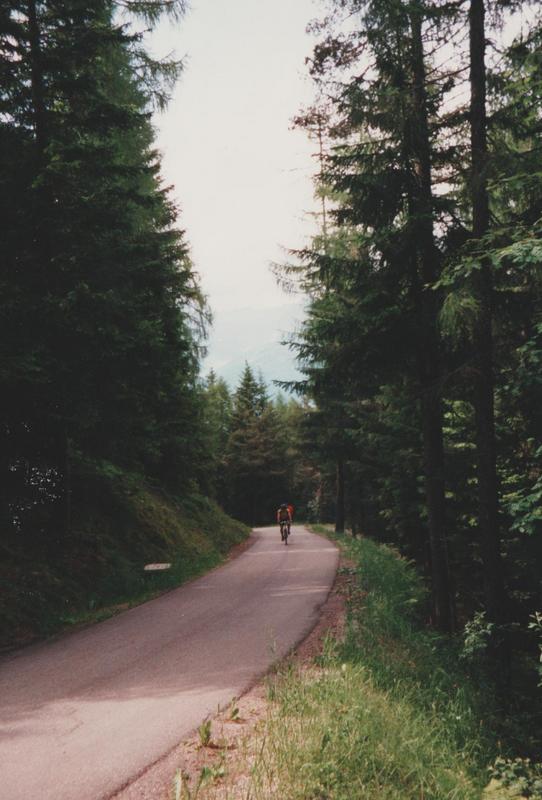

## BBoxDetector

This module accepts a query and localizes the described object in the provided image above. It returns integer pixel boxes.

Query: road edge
[111,527,344,800]
[1,531,257,661]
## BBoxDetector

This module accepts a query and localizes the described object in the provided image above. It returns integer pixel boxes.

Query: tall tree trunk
[408,5,453,632]
[469,0,505,623]
[335,458,345,533]
[0,424,11,532]
[62,424,72,540]
[28,1,71,540]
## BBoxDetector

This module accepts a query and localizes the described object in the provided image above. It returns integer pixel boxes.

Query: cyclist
[277,503,292,541]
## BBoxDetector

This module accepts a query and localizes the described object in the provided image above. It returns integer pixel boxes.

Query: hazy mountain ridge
[204,304,305,392]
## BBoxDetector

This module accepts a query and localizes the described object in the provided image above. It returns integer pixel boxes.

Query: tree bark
[408,5,453,631]
[469,0,505,622]
[335,458,345,533]
[0,424,11,532]
[63,425,72,540]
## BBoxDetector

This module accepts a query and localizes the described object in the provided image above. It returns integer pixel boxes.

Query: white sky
[148,2,536,321]
[149,0,320,313]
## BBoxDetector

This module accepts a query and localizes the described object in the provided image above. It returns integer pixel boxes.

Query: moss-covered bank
[0,467,249,649]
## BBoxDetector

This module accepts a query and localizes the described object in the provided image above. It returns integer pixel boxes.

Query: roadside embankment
[0,467,249,650]
[178,530,540,800]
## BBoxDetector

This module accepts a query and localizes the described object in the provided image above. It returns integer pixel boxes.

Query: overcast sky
[149,0,320,314]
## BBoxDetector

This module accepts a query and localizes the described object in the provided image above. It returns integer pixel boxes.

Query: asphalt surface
[0,525,338,800]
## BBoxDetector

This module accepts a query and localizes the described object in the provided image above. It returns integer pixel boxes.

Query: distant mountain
[203,303,305,393]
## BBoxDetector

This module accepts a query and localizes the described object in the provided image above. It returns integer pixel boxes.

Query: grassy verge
[254,534,495,799]
[194,531,519,800]
[1,470,249,650]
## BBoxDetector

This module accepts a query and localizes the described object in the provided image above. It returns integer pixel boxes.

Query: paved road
[0,525,338,800]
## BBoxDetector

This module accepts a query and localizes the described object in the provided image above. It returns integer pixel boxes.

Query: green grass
[255,534,495,799]
[198,531,508,800]
[1,471,249,649]
[255,660,482,799]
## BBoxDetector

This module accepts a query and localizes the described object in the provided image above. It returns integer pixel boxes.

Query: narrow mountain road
[0,526,338,800]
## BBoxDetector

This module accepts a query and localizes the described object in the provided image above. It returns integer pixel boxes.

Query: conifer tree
[225,366,288,525]
[467,0,505,623]
[287,0,457,627]
[1,0,204,545]
[200,371,233,503]
[290,0,542,637]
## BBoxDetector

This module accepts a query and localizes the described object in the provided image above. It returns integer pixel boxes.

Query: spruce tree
[287,0,457,627]
[1,0,204,547]
[200,371,233,504]
[226,366,288,525]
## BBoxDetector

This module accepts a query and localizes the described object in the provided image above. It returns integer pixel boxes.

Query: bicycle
[280,519,290,545]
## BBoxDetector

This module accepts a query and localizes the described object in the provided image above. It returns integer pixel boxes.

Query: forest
[1,0,542,776]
